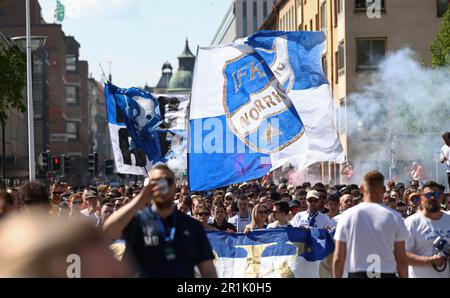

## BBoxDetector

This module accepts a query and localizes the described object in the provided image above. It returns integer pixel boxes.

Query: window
[437,0,449,17]
[305,24,308,31]
[263,0,268,18]
[322,54,328,77]
[66,85,79,104]
[66,122,79,139]
[65,55,76,72]
[243,0,248,36]
[321,1,327,30]
[356,38,386,70]
[315,14,319,30]
[253,1,257,32]
[334,51,339,84]
[338,41,345,73]
[355,0,385,11]
[310,19,312,31]
[334,0,339,27]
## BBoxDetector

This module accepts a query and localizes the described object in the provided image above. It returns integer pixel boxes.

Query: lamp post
[11,0,47,182]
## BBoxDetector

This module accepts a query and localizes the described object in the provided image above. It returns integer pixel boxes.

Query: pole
[26,0,36,181]
[2,119,5,189]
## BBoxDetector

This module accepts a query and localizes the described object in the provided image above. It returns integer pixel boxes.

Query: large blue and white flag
[105,83,163,175]
[207,228,334,278]
[189,31,344,191]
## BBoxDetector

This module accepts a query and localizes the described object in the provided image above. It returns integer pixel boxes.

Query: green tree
[431,9,450,67]
[0,42,27,122]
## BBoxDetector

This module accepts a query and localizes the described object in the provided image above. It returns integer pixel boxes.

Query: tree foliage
[0,43,27,122]
[431,9,450,67]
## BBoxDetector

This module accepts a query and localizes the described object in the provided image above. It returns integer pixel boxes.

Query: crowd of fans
[0,165,449,277]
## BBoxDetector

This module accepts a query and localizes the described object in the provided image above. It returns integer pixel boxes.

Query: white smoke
[345,48,450,186]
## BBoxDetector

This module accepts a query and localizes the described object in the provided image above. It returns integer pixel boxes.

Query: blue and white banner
[188,31,344,191]
[207,228,334,278]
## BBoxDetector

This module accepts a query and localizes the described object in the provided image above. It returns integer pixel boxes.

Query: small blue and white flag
[207,227,334,278]
[105,83,163,175]
[188,31,344,191]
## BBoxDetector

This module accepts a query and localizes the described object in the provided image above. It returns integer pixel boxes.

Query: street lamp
[11,0,47,182]
[11,36,47,52]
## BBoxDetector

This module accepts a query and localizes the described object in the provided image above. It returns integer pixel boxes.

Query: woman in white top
[244,203,269,233]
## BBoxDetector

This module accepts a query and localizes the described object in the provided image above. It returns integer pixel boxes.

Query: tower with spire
[167,38,196,94]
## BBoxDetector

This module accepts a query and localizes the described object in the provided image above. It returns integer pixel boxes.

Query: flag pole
[186,45,200,192]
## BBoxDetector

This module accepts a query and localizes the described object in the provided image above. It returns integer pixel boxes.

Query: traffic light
[88,153,98,176]
[61,154,71,176]
[105,159,115,176]
[41,151,50,171]
[52,156,61,172]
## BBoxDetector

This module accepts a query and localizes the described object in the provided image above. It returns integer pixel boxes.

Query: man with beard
[103,164,216,278]
[404,181,450,278]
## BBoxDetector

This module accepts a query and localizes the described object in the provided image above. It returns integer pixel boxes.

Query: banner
[207,227,334,278]
[188,30,344,191]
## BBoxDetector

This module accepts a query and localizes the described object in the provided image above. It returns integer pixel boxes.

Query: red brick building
[0,0,91,185]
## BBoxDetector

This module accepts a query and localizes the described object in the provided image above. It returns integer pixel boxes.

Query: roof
[178,38,195,58]
[167,70,192,92]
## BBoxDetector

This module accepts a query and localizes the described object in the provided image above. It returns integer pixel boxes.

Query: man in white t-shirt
[404,181,450,278]
[333,171,408,278]
[267,201,291,228]
[228,195,251,233]
[440,132,450,190]
[290,190,330,229]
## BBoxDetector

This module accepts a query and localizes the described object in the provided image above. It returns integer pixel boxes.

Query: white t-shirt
[441,144,450,173]
[404,212,450,278]
[334,202,408,274]
[228,211,252,233]
[329,214,341,229]
[267,221,291,229]
[290,210,330,229]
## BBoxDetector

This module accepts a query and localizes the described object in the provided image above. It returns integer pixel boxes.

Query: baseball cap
[225,192,233,199]
[289,200,301,208]
[86,191,97,199]
[306,190,320,200]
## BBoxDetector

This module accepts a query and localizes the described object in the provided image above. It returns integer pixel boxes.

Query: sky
[38,0,233,87]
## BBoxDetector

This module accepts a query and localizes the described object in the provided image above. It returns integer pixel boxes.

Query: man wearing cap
[81,191,99,223]
[290,190,331,229]
[287,200,301,221]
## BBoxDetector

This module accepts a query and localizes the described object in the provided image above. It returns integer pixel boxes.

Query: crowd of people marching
[0,133,449,278]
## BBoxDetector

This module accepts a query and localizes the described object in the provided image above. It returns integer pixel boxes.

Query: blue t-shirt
[123,208,214,278]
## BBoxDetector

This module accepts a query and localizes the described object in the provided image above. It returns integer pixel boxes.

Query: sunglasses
[410,196,420,202]
[257,210,269,215]
[424,192,442,200]
[72,200,83,205]
[197,212,210,217]
[52,192,63,195]
[307,199,319,203]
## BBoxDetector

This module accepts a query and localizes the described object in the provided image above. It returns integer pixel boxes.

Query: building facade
[259,0,447,184]
[0,0,91,185]
[0,31,29,185]
[211,0,279,45]
[88,78,112,180]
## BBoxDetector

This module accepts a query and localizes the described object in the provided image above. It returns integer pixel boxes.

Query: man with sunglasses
[404,181,450,278]
[103,163,217,278]
[290,190,330,229]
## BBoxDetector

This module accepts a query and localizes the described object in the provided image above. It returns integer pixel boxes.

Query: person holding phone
[103,163,217,278]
